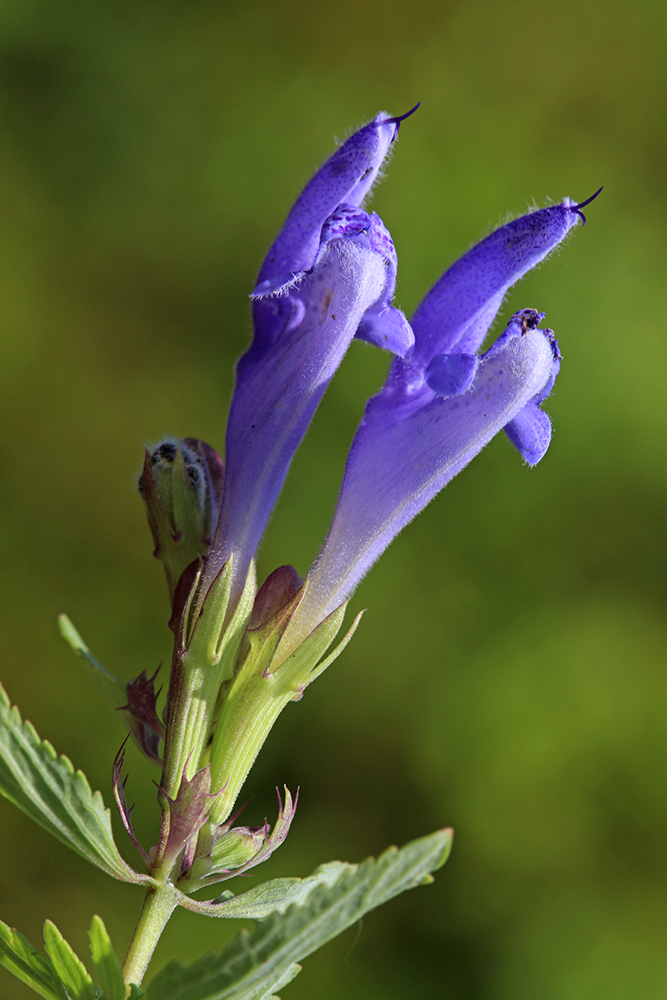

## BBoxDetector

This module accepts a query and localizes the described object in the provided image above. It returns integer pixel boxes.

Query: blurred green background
[0,0,665,997]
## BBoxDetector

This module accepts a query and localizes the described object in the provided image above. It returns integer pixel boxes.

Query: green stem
[122,882,180,989]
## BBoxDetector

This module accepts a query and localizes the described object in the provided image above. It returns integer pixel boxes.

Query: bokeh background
[1,0,666,997]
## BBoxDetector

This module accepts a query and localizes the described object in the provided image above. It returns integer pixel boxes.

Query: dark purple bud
[117,668,165,766]
[248,565,304,632]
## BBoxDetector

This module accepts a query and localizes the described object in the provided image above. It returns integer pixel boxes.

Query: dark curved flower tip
[384,101,421,140]
[572,186,603,225]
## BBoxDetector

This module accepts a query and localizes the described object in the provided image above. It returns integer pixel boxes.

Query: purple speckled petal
[504,402,553,465]
[425,352,479,396]
[356,305,414,355]
[257,113,401,287]
[205,209,394,599]
[408,200,584,368]
[349,208,414,356]
[294,312,561,627]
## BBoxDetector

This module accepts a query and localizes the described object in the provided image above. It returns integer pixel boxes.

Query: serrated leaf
[88,916,125,1000]
[59,616,164,766]
[0,920,68,1000]
[256,963,300,1000]
[146,828,452,1000]
[43,921,96,1000]
[58,615,127,707]
[179,862,352,920]
[0,684,151,884]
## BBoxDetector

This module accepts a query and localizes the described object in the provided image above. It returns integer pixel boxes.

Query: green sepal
[43,921,96,1000]
[209,826,266,872]
[160,557,256,802]
[146,828,453,999]
[207,582,359,826]
[0,684,153,884]
[0,920,69,1000]
[271,603,364,696]
[181,555,256,683]
[88,916,125,1000]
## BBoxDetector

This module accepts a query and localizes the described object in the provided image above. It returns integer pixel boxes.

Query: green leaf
[88,916,125,1000]
[255,963,300,1000]
[58,615,127,708]
[180,864,354,920]
[0,920,68,1000]
[0,683,151,884]
[147,828,453,1000]
[43,921,96,1000]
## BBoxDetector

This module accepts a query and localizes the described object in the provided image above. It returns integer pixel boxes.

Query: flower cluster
[132,108,597,900]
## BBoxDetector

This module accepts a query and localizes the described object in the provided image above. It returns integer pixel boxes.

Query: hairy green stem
[123,882,180,990]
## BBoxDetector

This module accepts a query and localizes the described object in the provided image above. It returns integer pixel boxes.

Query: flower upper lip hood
[254,104,420,290]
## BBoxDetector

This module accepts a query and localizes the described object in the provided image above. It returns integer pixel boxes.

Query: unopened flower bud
[138,437,223,600]
[209,825,267,872]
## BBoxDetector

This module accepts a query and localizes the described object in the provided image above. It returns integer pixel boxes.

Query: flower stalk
[122,883,181,989]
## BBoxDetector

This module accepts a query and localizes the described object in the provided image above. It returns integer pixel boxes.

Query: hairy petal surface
[397,201,582,392]
[205,211,390,600]
[289,312,560,633]
[256,111,402,288]
[202,112,417,607]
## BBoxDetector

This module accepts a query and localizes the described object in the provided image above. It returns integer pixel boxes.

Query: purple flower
[202,109,419,605]
[284,191,600,637]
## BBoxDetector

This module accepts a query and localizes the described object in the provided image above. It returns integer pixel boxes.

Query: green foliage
[57,615,127,710]
[43,921,96,1000]
[88,917,126,1000]
[148,828,452,999]
[0,922,68,1000]
[0,685,150,885]
[0,917,132,1000]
